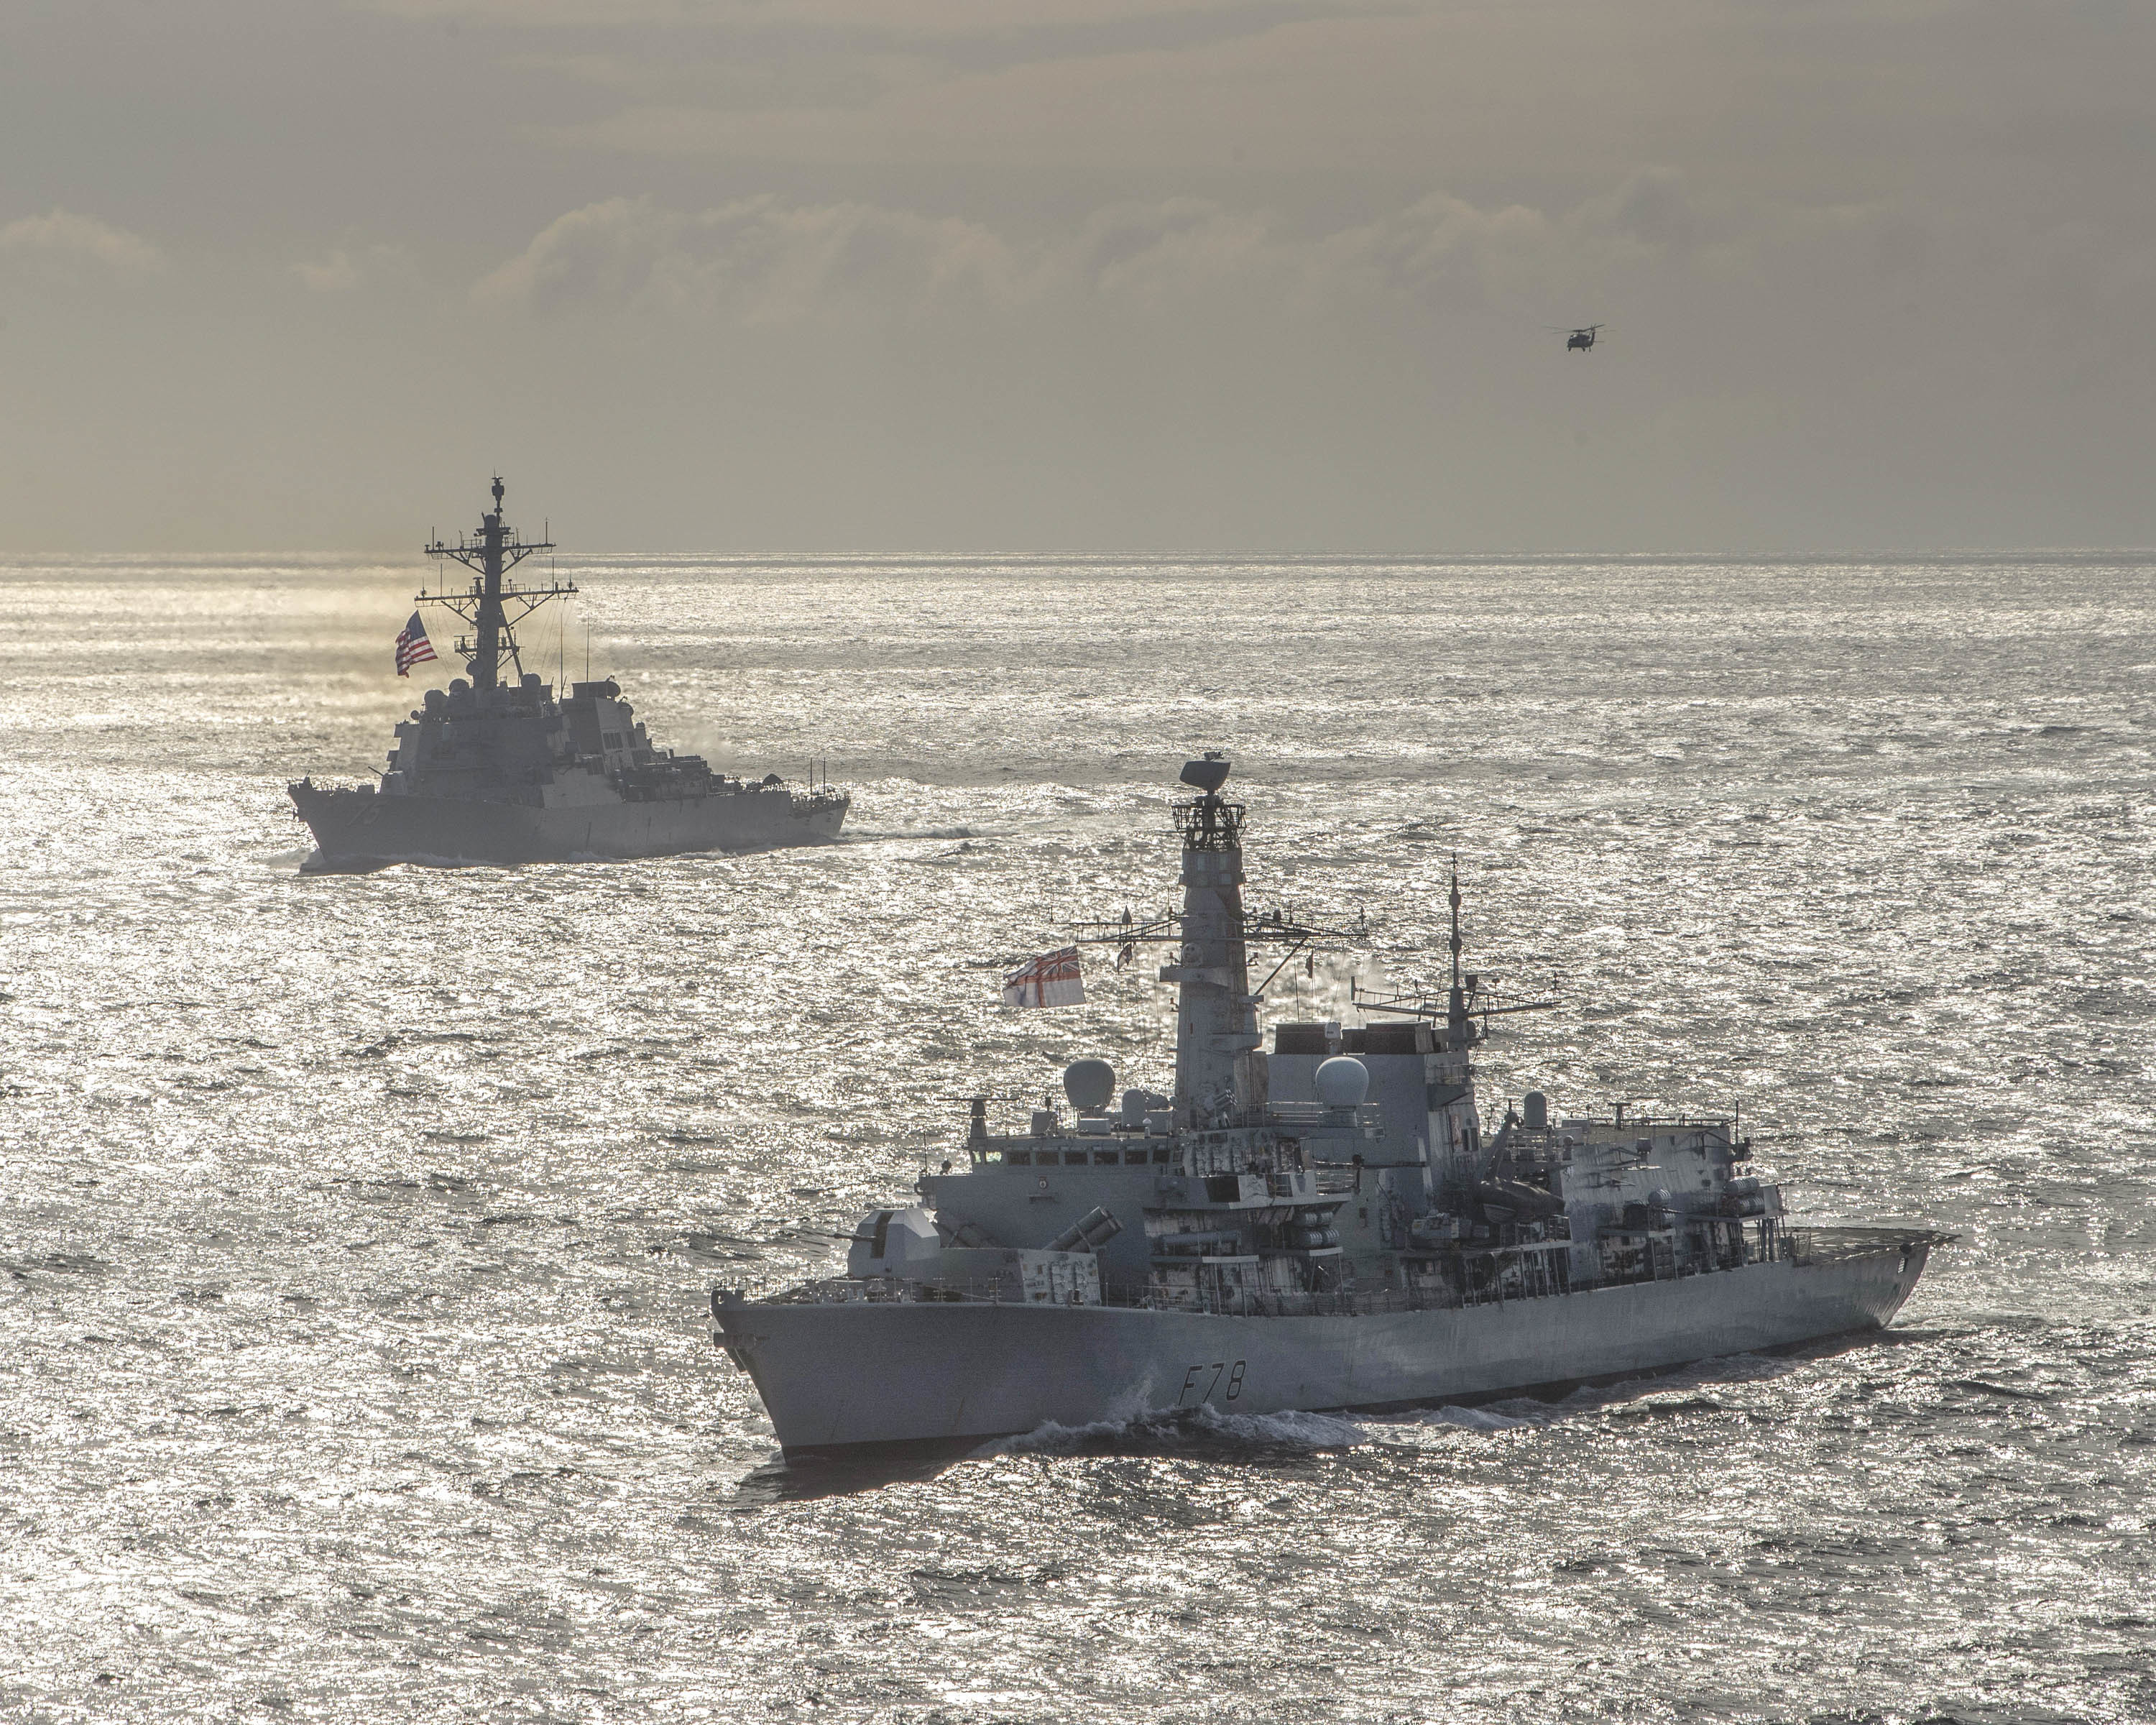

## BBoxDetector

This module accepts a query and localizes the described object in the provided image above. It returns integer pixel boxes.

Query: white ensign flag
[1003,947,1084,1008]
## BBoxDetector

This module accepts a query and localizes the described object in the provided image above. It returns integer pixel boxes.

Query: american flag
[1003,947,1084,1008]
[395,611,438,678]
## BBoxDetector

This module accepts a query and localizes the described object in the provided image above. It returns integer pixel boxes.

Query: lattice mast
[420,477,572,691]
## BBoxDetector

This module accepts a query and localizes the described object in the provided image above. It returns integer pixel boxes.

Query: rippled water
[2,553,2152,1722]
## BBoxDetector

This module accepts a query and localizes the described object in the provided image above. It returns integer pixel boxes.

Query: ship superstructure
[714,756,1948,1458]
[290,477,846,868]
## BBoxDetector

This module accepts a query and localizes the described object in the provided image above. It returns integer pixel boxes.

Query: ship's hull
[718,1233,1934,1458]
[290,783,846,869]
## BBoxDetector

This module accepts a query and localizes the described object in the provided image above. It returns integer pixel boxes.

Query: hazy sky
[4,0,2152,551]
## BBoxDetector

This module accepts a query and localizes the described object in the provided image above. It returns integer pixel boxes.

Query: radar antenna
[1352,864,1556,1041]
[418,477,575,691]
[1449,857,1465,1016]
[1068,760,1368,996]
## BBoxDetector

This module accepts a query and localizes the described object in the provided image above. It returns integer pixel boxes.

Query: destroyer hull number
[1178,1361,1246,1405]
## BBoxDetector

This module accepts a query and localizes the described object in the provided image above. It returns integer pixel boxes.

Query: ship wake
[977,1402,1368,1459]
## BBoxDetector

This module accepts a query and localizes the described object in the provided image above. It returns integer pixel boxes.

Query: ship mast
[420,477,572,691]
[1070,754,1367,1127]
[1350,865,1557,1040]
[1164,753,1256,1120]
[1447,859,1469,1047]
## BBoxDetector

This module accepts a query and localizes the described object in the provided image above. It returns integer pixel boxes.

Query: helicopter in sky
[1556,323,1603,352]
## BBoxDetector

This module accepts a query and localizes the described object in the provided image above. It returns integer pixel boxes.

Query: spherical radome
[1315,1056,1370,1108]
[1063,1059,1116,1111]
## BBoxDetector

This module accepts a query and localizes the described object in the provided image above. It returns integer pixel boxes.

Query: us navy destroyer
[714,755,1947,1458]
[290,477,847,868]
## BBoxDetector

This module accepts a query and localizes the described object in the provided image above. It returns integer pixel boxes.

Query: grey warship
[714,755,1948,1458]
[290,478,847,869]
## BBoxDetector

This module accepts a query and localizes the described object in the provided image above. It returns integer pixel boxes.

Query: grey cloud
[477,179,1728,321]
[291,243,419,294]
[0,208,163,272]
[1319,194,1557,310]
[1580,169,1703,255]
[8,0,2156,550]
[473,193,1022,318]
[1073,199,1274,302]
[372,0,1377,45]
[292,252,363,293]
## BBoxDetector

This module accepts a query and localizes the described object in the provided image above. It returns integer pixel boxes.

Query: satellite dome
[1063,1058,1116,1112]
[1315,1056,1370,1108]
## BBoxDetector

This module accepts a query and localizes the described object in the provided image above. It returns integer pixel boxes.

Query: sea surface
[1,552,2152,1723]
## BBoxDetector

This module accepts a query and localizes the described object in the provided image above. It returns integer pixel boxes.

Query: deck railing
[727,1226,1946,1316]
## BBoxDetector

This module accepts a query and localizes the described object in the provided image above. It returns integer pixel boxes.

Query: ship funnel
[1179,753,1231,794]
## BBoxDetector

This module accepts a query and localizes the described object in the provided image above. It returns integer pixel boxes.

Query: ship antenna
[1449,858,1462,991]
[1447,856,1470,1039]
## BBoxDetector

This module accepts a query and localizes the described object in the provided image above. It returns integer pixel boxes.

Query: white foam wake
[976,1401,1368,1457]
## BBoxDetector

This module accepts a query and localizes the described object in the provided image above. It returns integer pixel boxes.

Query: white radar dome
[1063,1058,1116,1112]
[1315,1056,1370,1108]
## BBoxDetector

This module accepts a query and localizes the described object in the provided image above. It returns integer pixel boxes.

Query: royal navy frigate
[714,755,1948,1458]
[290,478,847,869]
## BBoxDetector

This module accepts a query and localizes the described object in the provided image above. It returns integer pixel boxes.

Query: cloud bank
[2,0,2153,549]
[474,172,1754,324]
[0,209,162,272]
